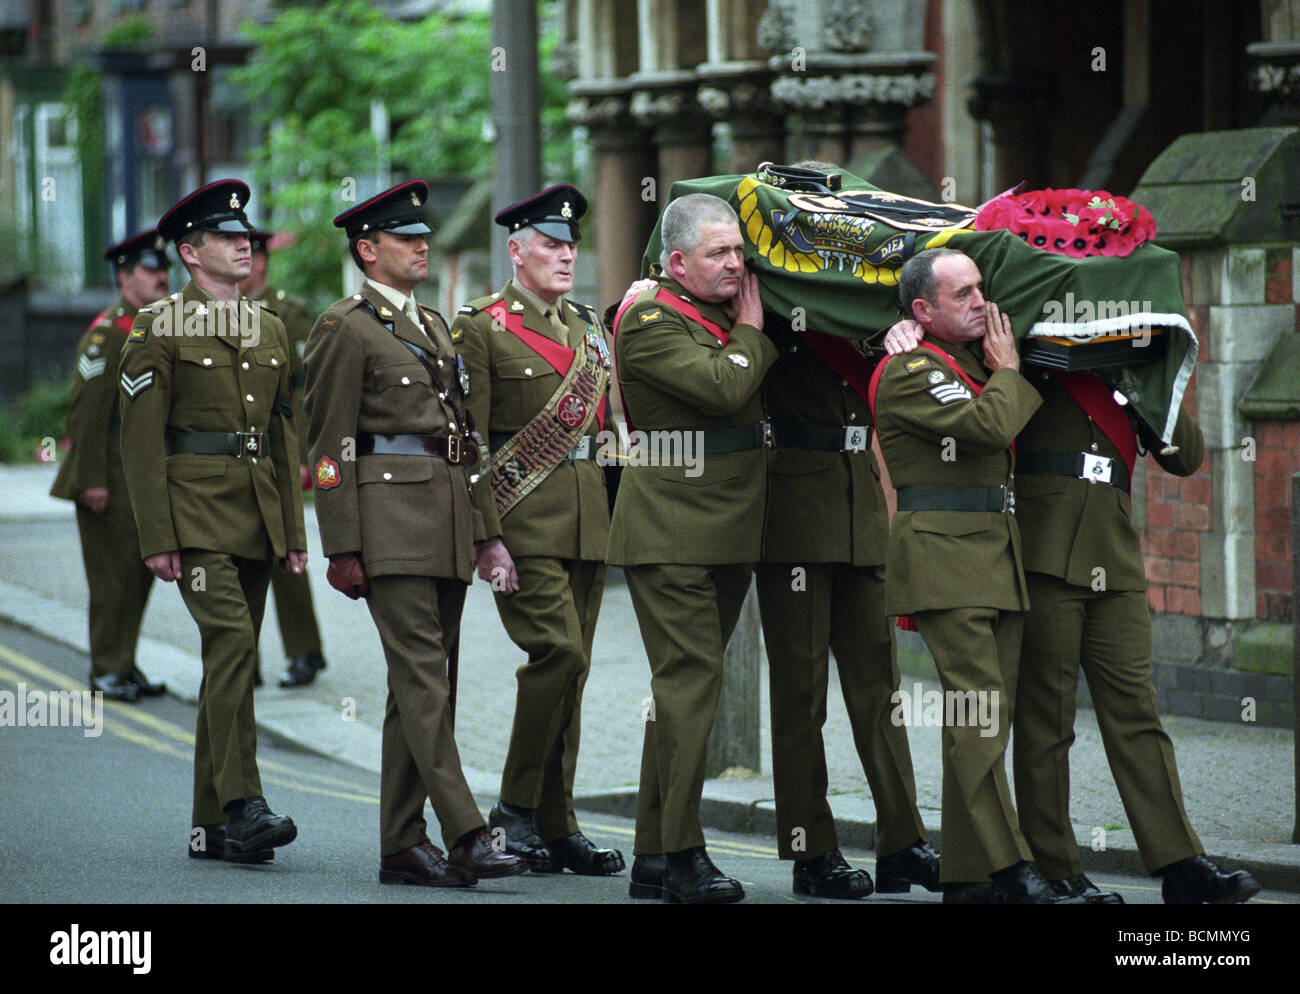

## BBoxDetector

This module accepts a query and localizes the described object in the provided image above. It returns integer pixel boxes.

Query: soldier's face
[238,252,268,295]
[182,231,252,285]
[118,263,169,310]
[510,230,576,303]
[362,232,428,293]
[671,221,745,304]
[916,255,986,343]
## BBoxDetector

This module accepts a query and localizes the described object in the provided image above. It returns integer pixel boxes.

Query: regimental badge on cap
[157,179,253,243]
[332,180,432,239]
[494,184,587,244]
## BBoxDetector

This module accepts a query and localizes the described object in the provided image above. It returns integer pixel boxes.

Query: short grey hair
[659,194,740,270]
[506,224,539,251]
[898,247,967,316]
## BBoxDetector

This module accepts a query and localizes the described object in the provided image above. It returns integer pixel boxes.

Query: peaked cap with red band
[495,183,586,243]
[333,180,432,240]
[158,179,253,243]
[104,228,169,271]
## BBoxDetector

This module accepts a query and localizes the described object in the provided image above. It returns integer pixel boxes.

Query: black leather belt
[489,432,601,461]
[1018,450,1130,493]
[165,430,265,458]
[768,420,872,453]
[895,485,1015,513]
[358,432,478,467]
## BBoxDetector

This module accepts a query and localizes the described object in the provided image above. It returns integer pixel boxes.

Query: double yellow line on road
[0,641,376,804]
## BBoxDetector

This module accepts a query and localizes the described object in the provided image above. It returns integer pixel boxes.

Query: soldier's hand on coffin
[476,540,519,594]
[79,488,109,516]
[326,552,370,600]
[729,268,764,332]
[981,302,1019,373]
[883,319,924,355]
[281,549,307,576]
[145,550,182,583]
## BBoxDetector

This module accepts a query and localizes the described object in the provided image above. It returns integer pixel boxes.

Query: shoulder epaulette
[568,300,597,325]
[458,292,501,317]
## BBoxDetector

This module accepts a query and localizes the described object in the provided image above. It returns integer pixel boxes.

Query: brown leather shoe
[380,838,477,888]
[449,827,530,880]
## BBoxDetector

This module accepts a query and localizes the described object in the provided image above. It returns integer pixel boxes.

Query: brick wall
[1253,421,1299,622]
[1142,302,1213,617]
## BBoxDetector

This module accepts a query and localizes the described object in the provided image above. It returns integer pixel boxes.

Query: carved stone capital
[771,70,935,112]
[1247,41,1300,120]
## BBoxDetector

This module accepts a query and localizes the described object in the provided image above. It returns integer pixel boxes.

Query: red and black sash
[611,287,731,430]
[1052,371,1137,476]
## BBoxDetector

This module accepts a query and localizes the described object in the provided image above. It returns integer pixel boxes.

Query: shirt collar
[510,279,564,319]
[365,277,415,315]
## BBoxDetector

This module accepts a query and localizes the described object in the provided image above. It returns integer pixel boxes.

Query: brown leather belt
[357,432,478,467]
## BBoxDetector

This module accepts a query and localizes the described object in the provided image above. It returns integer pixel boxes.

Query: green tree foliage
[233,1,574,310]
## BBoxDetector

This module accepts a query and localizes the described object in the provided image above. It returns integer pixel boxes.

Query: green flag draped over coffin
[640,168,1196,445]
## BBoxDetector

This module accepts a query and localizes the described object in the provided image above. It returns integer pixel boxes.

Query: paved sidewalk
[4,462,1297,892]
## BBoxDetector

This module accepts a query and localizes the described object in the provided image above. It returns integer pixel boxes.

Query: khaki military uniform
[250,284,324,661]
[452,279,610,840]
[873,334,1041,882]
[1012,370,1204,876]
[755,317,927,862]
[607,276,778,855]
[305,282,486,856]
[118,281,306,826]
[51,298,155,679]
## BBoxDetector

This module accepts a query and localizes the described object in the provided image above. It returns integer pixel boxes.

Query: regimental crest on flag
[120,369,154,398]
[78,354,108,380]
[556,393,587,429]
[314,456,341,490]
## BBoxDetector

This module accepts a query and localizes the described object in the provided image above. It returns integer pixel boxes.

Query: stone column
[967,73,1056,192]
[698,63,786,173]
[759,0,940,198]
[567,87,658,308]
[629,74,714,200]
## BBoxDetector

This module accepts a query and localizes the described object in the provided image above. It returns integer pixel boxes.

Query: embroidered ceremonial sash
[486,301,609,517]
[1053,371,1138,476]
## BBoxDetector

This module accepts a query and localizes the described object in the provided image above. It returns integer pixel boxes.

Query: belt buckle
[1080,452,1113,484]
[570,436,591,460]
[842,425,869,452]
[1002,486,1016,514]
[236,432,264,458]
[446,433,463,465]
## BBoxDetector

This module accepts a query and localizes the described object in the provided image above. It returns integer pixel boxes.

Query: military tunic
[453,279,610,840]
[1012,370,1204,876]
[755,316,927,862]
[305,281,485,855]
[873,333,1041,882]
[251,284,324,661]
[607,276,778,855]
[50,297,155,680]
[117,280,306,826]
